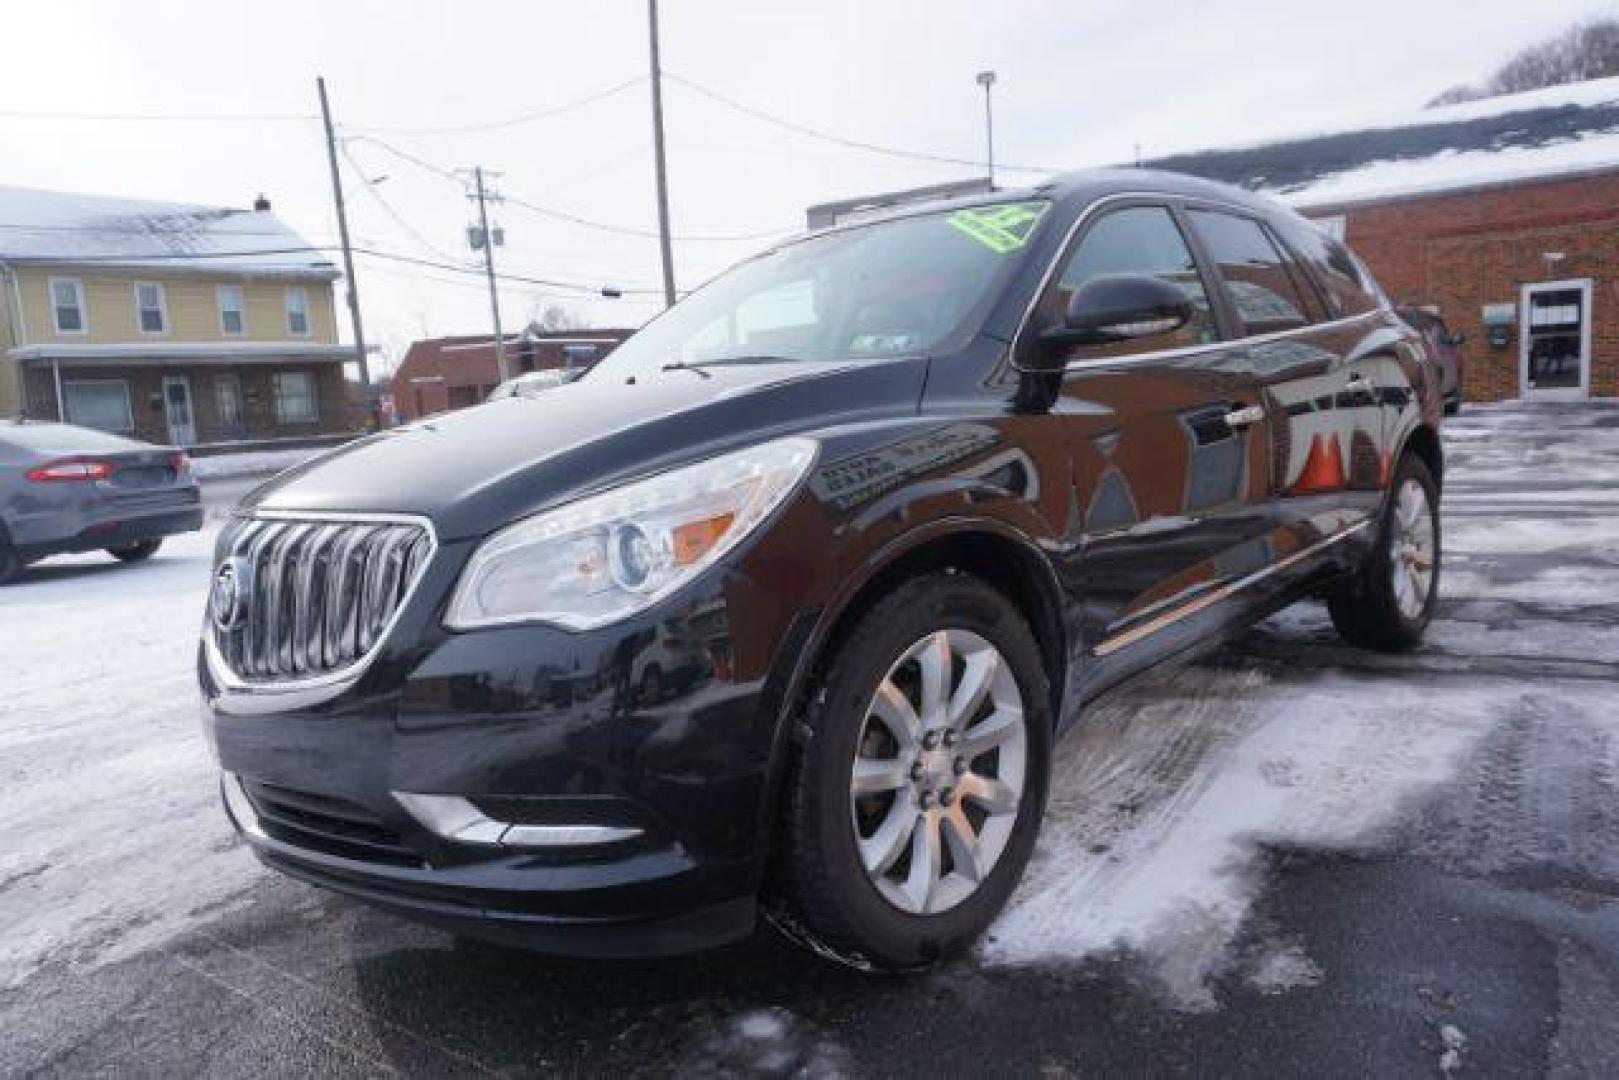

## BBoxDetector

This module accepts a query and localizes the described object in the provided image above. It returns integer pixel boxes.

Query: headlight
[445,437,818,631]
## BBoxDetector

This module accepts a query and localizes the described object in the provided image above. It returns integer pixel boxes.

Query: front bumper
[220,774,757,956]
[203,571,811,957]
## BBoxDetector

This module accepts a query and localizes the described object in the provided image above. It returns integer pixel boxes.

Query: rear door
[1184,207,1385,556]
[1031,201,1279,675]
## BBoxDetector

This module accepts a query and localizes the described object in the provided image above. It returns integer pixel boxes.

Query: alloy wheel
[848,628,1028,915]
[1390,477,1436,621]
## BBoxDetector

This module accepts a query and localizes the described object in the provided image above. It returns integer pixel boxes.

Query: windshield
[589,200,1050,379]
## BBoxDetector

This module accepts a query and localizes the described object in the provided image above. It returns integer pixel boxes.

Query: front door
[162,375,196,445]
[1034,202,1276,673]
[1521,279,1592,401]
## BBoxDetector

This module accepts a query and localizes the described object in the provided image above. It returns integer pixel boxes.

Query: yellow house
[0,185,361,446]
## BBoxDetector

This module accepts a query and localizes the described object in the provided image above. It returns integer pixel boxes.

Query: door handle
[1344,374,1375,395]
[1224,404,1265,429]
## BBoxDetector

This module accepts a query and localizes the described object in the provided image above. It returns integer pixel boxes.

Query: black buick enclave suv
[201,169,1443,970]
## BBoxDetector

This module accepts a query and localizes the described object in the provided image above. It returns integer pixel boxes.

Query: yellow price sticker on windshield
[948,202,1047,254]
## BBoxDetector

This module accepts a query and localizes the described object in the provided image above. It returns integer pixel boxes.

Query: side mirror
[1041,272,1194,351]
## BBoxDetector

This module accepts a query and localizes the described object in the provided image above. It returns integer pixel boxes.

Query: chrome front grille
[212,515,434,685]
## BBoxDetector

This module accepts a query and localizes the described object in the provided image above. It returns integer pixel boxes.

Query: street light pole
[976,70,997,190]
[648,0,678,308]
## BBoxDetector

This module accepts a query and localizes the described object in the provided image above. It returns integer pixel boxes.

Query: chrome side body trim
[1093,520,1372,657]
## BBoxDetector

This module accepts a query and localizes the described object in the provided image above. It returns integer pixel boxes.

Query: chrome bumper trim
[392,792,643,849]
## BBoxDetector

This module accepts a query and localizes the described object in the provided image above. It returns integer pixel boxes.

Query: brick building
[391,327,633,421]
[1151,76,1619,403]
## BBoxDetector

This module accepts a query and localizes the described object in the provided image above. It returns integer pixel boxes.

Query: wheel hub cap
[849,628,1028,916]
[1390,477,1436,621]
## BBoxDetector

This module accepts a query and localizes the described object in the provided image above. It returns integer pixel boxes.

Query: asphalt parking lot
[2,402,1617,1077]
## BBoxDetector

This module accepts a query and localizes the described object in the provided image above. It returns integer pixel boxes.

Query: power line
[337,139,465,263]
[344,76,647,137]
[663,71,1066,174]
[0,107,314,123]
[2,238,665,295]
[345,133,789,244]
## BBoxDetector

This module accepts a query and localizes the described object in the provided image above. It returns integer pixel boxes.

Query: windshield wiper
[658,359,712,378]
[661,354,807,373]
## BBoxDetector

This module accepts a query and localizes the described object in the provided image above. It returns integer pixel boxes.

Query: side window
[1187,210,1315,336]
[1271,215,1379,318]
[1046,205,1218,360]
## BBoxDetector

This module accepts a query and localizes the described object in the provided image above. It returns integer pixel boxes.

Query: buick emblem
[210,561,247,631]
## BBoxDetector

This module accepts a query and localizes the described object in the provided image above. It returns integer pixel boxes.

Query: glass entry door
[1521,279,1592,401]
[161,375,197,445]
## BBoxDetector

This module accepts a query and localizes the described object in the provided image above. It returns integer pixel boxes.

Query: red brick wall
[390,332,633,421]
[1317,172,1619,401]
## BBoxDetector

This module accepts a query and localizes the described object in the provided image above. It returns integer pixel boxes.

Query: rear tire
[1327,455,1441,652]
[0,535,20,586]
[107,539,162,563]
[771,572,1052,972]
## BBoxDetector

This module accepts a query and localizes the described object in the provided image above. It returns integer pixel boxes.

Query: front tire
[772,572,1052,971]
[107,539,162,563]
[1327,455,1441,651]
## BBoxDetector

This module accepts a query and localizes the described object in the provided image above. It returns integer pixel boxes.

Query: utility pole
[976,70,998,189]
[647,0,677,308]
[467,166,510,380]
[316,76,378,427]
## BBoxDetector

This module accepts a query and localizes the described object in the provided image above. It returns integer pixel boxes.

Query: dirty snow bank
[188,447,322,480]
[981,670,1611,1010]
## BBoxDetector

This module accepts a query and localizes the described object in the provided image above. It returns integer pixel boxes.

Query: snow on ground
[982,670,1611,1009]
[187,447,321,480]
[983,402,1619,1008]
[0,523,264,990]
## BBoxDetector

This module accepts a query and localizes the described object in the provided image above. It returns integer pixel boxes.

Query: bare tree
[1426,16,1619,107]
[1491,17,1619,93]
[526,299,584,332]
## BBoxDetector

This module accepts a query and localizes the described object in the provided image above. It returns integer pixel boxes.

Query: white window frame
[49,277,88,335]
[272,369,319,424]
[217,284,246,335]
[285,286,310,336]
[62,378,135,433]
[133,281,169,334]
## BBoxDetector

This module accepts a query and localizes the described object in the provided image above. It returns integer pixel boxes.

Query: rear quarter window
[1272,215,1381,319]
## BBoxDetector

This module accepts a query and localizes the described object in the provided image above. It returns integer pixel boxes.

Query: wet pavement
[2,403,1617,1077]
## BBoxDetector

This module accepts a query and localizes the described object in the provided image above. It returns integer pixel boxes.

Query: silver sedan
[0,419,202,584]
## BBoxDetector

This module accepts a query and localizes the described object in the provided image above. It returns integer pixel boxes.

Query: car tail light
[25,457,116,483]
[170,451,192,476]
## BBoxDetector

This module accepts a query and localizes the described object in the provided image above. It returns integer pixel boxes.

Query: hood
[247,357,928,541]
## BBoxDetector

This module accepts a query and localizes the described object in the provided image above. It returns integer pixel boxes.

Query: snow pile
[188,447,322,480]
[1281,129,1619,208]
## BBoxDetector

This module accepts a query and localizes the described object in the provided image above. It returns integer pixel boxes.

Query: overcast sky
[1,0,1612,372]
